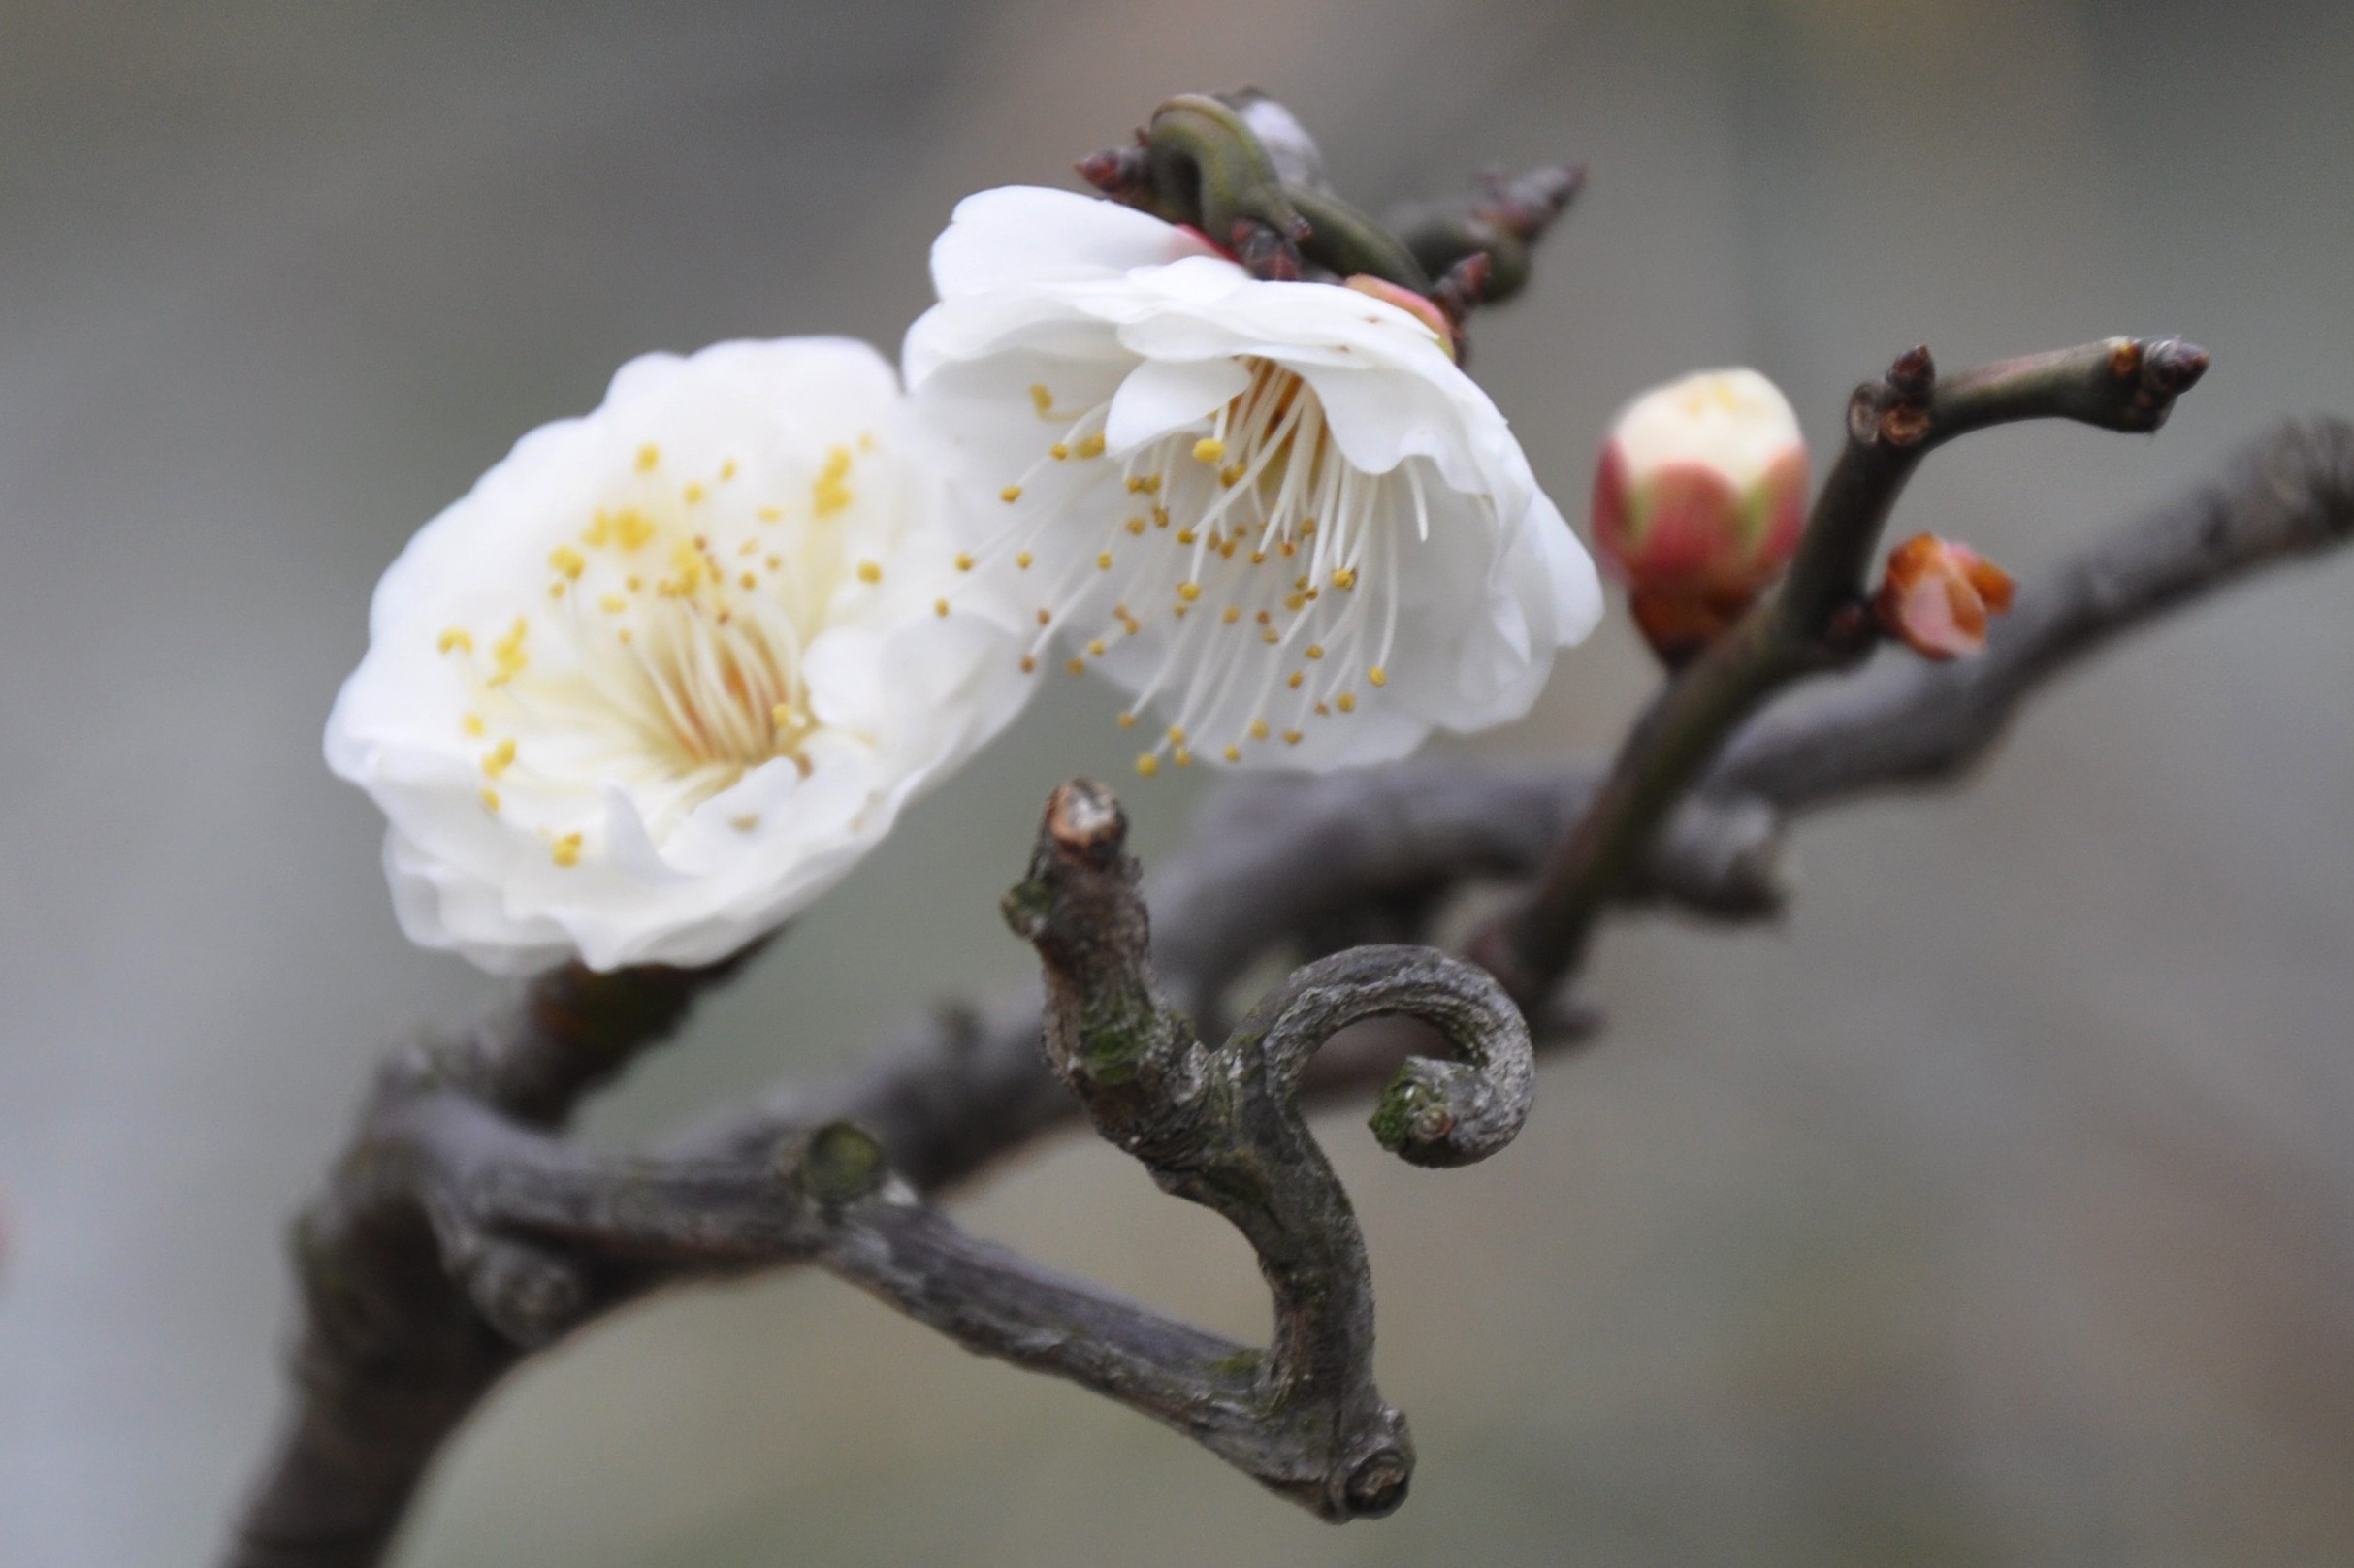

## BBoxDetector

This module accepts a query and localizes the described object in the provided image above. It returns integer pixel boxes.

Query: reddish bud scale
[1873,533,2017,660]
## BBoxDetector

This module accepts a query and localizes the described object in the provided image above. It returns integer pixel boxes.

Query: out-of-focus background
[3,1,2351,1563]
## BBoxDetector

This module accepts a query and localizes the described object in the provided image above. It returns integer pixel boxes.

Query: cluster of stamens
[957,357,1426,773]
[435,438,884,863]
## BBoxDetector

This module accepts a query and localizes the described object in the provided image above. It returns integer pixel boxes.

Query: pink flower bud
[1591,368,1810,604]
[1873,533,2016,660]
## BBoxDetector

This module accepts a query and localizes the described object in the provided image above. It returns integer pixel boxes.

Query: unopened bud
[1592,369,1808,661]
[1873,533,2015,659]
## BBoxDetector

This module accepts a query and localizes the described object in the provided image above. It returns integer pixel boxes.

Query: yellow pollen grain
[1338,692,1357,713]
[1050,443,1070,461]
[1016,551,1034,570]
[740,572,758,591]
[1124,476,1148,494]
[766,555,782,571]
[617,510,656,549]
[1331,567,1357,590]
[1256,610,1272,624]
[1177,581,1202,603]
[1306,644,1325,659]
[1036,607,1051,626]
[626,574,643,592]
[935,598,951,618]
[1097,552,1113,571]
[490,617,530,683]
[1076,432,1106,460]
[1316,701,1331,716]
[1167,725,1187,746]
[856,560,883,584]
[813,446,855,518]
[758,506,783,523]
[1369,665,1389,686]
[1283,729,1303,745]
[437,627,473,655]
[1125,517,1146,535]
[1221,606,1241,624]
[1279,541,1297,557]
[481,738,516,779]
[479,787,500,813]
[1174,748,1193,768]
[1177,529,1198,546]
[1284,594,1306,612]
[719,459,738,481]
[1000,485,1024,503]
[1220,463,1245,486]
[635,444,660,472]
[1118,712,1137,729]
[583,512,611,547]
[1087,638,1106,656]
[1250,550,1267,565]
[1261,627,1279,644]
[1219,541,1238,559]
[738,537,758,557]
[1287,672,1305,689]
[1223,745,1241,763]
[462,713,485,736]
[1153,505,1170,527]
[1029,383,1054,416]
[1193,437,1225,464]
[551,832,583,868]
[1248,719,1270,740]
[1135,753,1159,778]
[955,552,975,571]
[547,582,565,600]
[548,545,586,579]
[1066,658,1085,676]
[1020,655,1037,673]
[682,481,705,504]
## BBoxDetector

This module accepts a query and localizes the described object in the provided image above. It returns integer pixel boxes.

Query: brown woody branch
[226,409,2352,1568]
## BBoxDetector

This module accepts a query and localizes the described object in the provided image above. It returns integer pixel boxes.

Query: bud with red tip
[1591,368,1810,664]
[1874,533,2016,659]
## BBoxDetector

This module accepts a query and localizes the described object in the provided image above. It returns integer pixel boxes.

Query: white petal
[1104,356,1251,454]
[930,186,1216,299]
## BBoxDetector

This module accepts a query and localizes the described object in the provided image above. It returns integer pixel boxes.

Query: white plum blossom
[903,185,1601,775]
[326,338,1028,975]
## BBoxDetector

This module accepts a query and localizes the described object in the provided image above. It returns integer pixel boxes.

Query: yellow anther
[1261,627,1279,644]
[1287,672,1304,689]
[597,593,624,613]
[1284,594,1306,612]
[758,506,783,523]
[772,703,796,728]
[583,512,612,547]
[1177,528,1198,546]
[739,571,758,591]
[813,445,855,518]
[616,510,656,549]
[682,481,705,504]
[856,560,883,584]
[1029,383,1054,416]
[1279,541,1297,557]
[1193,437,1225,464]
[1221,606,1241,624]
[479,787,500,813]
[1050,443,1070,461]
[1087,638,1106,656]
[438,627,473,655]
[626,574,643,592]
[1300,518,1318,534]
[936,599,951,618]
[551,832,583,868]
[1306,644,1325,660]
[1075,432,1106,460]
[1256,610,1272,624]
[548,545,586,580]
[1118,712,1138,729]
[1369,665,1389,687]
[1177,581,1202,603]
[1295,575,1311,592]
[1153,505,1170,527]
[719,459,738,481]
[1135,753,1160,778]
[635,444,660,472]
[1016,551,1034,570]
[1000,484,1024,503]
[1168,725,1187,746]
[1019,655,1038,673]
[1097,552,1113,570]
[1174,748,1193,768]
[481,738,516,779]
[1036,608,1051,625]
[1331,567,1357,590]
[1337,691,1357,713]
[1283,729,1303,745]
[1249,550,1267,564]
[1066,658,1085,676]
[1220,463,1245,486]
[1125,517,1146,535]
[1223,745,1241,763]
[955,552,975,571]
[1315,701,1331,716]
[737,537,758,557]
[1124,476,1148,494]
[490,617,530,682]
[665,542,704,594]
[1219,541,1238,559]
[462,713,485,737]
[1248,719,1270,740]
[547,582,565,600]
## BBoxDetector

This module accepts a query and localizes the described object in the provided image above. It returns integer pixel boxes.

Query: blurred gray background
[3,1,2351,1564]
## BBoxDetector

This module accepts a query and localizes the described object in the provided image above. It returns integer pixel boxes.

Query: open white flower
[326,338,1028,974]
[904,185,1601,774]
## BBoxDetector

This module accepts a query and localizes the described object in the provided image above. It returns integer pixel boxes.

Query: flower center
[435,439,888,856]
[963,356,1442,770]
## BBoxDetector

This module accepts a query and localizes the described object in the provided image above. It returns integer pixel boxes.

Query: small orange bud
[1593,368,1809,664]
[1873,533,2016,660]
